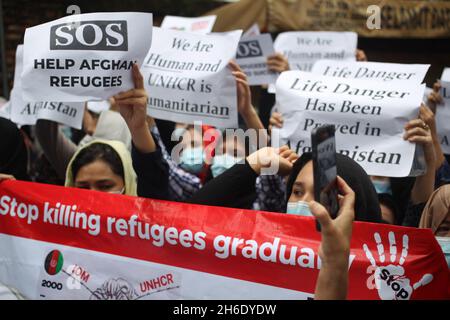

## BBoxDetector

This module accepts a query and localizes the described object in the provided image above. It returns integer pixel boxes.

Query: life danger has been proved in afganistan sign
[0,181,448,300]
[274,70,426,177]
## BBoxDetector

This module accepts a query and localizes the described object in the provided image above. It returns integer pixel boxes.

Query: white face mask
[436,236,450,268]
[108,187,125,195]
[286,201,313,216]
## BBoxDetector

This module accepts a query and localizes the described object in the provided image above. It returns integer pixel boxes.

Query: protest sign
[273,71,425,177]
[21,12,153,102]
[161,15,216,34]
[436,68,450,154]
[10,45,84,129]
[0,101,11,120]
[0,180,448,300]
[243,23,260,37]
[236,34,277,86]
[274,31,357,72]
[142,27,242,128]
[312,60,430,84]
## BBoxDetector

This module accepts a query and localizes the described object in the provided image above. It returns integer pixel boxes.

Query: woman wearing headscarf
[64,139,137,196]
[285,152,381,222]
[0,118,29,181]
[419,185,450,237]
[4,64,169,200]
[188,146,382,223]
[419,185,450,268]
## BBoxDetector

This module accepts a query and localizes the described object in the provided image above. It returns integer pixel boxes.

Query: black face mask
[285,152,382,223]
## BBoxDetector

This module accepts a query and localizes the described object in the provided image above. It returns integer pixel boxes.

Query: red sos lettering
[50,20,128,51]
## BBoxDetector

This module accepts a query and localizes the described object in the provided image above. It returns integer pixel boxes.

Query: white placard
[10,45,84,128]
[21,12,153,102]
[243,23,260,37]
[274,31,357,72]
[236,34,277,86]
[0,101,11,120]
[274,71,425,177]
[442,68,450,81]
[436,77,450,154]
[312,60,430,84]
[141,27,242,128]
[161,15,216,34]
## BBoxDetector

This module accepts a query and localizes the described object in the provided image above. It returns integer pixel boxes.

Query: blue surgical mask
[180,147,205,174]
[436,236,450,268]
[211,154,242,178]
[286,201,313,216]
[372,180,392,195]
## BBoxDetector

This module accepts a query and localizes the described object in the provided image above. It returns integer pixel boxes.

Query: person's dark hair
[71,143,124,181]
[0,118,29,181]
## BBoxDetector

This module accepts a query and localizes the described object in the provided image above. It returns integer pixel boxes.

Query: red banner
[0,180,448,300]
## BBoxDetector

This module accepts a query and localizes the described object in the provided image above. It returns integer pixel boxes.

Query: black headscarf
[285,152,382,223]
[0,118,29,181]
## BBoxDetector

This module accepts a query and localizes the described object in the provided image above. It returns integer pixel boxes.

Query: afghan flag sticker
[44,250,64,276]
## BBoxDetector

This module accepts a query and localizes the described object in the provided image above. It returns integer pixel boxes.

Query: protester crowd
[0,14,449,300]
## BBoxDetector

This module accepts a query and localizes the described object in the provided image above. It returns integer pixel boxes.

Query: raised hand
[228,60,253,117]
[246,146,298,176]
[268,111,284,134]
[114,63,149,132]
[114,64,155,153]
[0,174,15,182]
[267,53,290,73]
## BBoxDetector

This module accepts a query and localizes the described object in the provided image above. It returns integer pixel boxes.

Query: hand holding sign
[426,81,444,113]
[229,61,252,117]
[115,64,155,153]
[267,53,290,73]
[403,114,435,166]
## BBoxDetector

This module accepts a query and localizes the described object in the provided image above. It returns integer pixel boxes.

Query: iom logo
[50,20,128,51]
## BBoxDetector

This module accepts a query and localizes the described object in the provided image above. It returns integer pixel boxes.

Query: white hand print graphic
[363,231,433,300]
